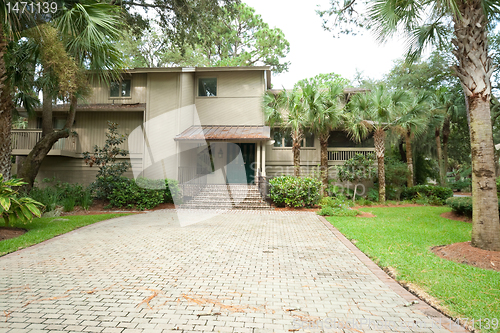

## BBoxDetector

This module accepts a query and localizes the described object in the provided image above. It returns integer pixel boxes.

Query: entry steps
[180,184,272,210]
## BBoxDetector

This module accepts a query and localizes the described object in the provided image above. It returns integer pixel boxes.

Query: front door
[226,143,255,184]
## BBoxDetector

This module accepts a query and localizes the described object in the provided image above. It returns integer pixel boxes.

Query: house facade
[11,66,375,186]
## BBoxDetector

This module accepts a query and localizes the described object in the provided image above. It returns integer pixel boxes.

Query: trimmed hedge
[446,196,500,218]
[401,185,453,203]
[269,176,321,208]
[108,177,181,210]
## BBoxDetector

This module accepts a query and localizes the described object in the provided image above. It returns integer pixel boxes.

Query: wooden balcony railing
[11,129,77,152]
[327,148,375,161]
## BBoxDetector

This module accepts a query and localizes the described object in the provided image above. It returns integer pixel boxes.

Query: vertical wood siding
[84,73,147,105]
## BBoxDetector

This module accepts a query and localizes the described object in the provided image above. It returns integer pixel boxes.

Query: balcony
[327,147,375,162]
[11,129,78,157]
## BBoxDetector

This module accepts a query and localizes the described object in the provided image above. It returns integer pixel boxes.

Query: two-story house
[11,66,375,191]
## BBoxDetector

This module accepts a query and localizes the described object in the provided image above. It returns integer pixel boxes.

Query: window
[36,117,69,129]
[272,129,314,148]
[198,78,217,97]
[110,79,131,98]
[328,131,373,147]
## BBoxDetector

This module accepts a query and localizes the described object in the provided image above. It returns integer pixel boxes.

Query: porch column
[256,142,261,181]
[261,142,266,177]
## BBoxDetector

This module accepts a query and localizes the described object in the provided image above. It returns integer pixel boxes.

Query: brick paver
[0,210,464,332]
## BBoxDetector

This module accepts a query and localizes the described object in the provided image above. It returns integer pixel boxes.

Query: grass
[0,213,132,257]
[326,206,500,333]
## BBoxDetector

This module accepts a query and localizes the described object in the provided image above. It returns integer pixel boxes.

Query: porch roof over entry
[174,125,271,141]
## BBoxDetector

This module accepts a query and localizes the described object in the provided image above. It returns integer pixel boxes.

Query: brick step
[191,194,263,199]
[179,204,272,210]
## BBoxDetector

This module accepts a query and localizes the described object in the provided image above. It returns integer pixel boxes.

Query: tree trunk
[398,139,406,163]
[405,130,414,187]
[442,116,451,181]
[374,129,385,203]
[320,136,329,195]
[453,0,500,251]
[292,139,301,177]
[435,127,445,186]
[0,28,12,180]
[18,95,78,192]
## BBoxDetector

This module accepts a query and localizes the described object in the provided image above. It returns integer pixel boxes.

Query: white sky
[244,0,407,89]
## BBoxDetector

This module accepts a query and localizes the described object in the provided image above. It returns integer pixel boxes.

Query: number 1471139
[6,2,58,14]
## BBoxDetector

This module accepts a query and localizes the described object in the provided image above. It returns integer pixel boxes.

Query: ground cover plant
[29,179,93,212]
[326,206,500,332]
[0,213,132,256]
[317,195,359,216]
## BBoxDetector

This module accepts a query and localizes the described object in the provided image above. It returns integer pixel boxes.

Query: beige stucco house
[12,66,375,187]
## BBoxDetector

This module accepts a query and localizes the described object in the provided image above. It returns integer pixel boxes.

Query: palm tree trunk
[374,129,385,203]
[453,0,500,251]
[0,27,12,180]
[435,127,445,186]
[405,130,414,187]
[320,136,329,195]
[442,117,451,182]
[18,95,78,192]
[292,139,301,177]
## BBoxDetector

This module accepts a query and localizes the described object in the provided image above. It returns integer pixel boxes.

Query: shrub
[384,157,409,200]
[367,187,379,202]
[108,177,166,210]
[317,195,359,216]
[446,197,500,218]
[450,179,472,192]
[0,175,43,226]
[83,121,131,199]
[81,189,93,210]
[401,185,453,204]
[336,153,376,183]
[446,197,473,217]
[269,176,321,207]
[62,197,76,212]
[30,180,89,211]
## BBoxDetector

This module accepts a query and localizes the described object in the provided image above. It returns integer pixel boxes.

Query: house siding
[83,73,147,105]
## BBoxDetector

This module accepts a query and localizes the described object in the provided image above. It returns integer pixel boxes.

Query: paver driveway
[0,210,461,333]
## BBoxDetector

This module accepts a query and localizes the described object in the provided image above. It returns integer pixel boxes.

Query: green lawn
[0,213,132,256]
[326,206,500,333]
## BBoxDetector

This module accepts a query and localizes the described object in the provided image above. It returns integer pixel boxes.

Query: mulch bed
[440,211,471,223]
[60,200,176,216]
[432,242,500,272]
[356,211,376,218]
[0,227,27,241]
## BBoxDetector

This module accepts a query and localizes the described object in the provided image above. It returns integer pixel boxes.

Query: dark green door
[226,143,255,184]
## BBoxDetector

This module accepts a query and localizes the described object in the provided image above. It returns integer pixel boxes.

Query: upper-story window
[198,78,217,97]
[110,79,131,98]
[273,129,314,148]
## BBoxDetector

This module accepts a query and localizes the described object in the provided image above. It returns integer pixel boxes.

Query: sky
[243,0,408,89]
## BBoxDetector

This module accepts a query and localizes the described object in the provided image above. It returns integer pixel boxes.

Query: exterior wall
[83,73,147,105]
[195,71,265,125]
[34,156,142,186]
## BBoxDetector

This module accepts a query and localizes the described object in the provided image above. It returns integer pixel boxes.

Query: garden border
[318,215,470,333]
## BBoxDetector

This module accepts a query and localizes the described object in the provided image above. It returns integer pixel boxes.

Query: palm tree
[395,91,431,187]
[365,0,500,251]
[346,85,408,203]
[0,2,40,179]
[17,1,124,191]
[302,80,345,193]
[263,88,307,177]
[431,87,465,185]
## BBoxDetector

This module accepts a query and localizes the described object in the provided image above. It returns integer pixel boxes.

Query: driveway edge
[318,215,469,333]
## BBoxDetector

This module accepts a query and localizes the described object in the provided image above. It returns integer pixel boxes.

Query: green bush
[367,187,379,202]
[317,196,359,216]
[450,179,472,192]
[446,197,473,217]
[384,157,409,200]
[62,197,76,212]
[0,175,43,226]
[269,176,321,208]
[108,177,165,211]
[446,196,500,218]
[401,185,453,204]
[29,180,89,212]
